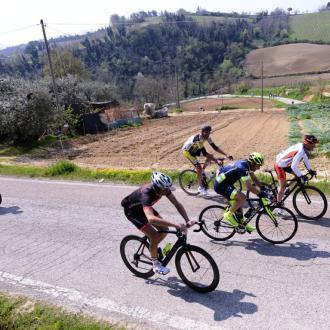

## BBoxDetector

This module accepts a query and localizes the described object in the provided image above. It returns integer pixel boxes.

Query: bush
[45,160,78,176]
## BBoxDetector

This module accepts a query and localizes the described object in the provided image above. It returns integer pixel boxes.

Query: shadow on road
[0,206,23,215]
[297,216,330,228]
[145,277,257,321]
[214,238,330,261]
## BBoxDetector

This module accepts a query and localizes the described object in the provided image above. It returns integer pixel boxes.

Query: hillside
[290,11,330,43]
[245,43,330,77]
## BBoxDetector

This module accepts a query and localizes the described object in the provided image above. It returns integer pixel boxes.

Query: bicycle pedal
[236,225,246,234]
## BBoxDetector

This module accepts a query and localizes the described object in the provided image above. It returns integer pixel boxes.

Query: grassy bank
[0,293,118,330]
[0,160,329,194]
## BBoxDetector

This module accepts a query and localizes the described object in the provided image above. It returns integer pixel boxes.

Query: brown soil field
[29,108,289,170]
[245,43,330,77]
[170,97,274,112]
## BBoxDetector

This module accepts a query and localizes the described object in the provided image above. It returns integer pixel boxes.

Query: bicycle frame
[265,170,314,204]
[139,230,189,267]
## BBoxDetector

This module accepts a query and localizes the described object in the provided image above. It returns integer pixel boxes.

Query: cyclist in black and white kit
[121,172,195,275]
[182,124,233,196]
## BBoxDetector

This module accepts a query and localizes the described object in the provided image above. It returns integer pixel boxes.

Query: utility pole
[175,63,180,109]
[40,19,63,150]
[261,61,264,113]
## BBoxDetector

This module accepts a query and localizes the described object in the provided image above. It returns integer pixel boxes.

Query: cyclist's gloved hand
[308,169,317,177]
[258,190,267,198]
[186,220,196,228]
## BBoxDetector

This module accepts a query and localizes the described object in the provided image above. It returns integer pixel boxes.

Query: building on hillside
[82,100,141,134]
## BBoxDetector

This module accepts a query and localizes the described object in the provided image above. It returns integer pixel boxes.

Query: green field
[287,104,330,157]
[290,11,330,42]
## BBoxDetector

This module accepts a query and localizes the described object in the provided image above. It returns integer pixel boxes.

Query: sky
[0,0,328,49]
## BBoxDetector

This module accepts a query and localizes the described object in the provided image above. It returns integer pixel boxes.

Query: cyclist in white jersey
[274,135,319,203]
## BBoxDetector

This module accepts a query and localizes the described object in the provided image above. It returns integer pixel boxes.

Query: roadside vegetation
[0,159,328,194]
[0,293,118,330]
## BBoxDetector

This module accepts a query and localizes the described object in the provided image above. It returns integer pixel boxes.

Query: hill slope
[290,11,330,43]
[245,43,330,77]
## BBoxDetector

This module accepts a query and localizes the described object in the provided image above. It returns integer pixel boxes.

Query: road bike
[196,194,298,244]
[179,158,242,195]
[246,170,328,220]
[120,229,220,293]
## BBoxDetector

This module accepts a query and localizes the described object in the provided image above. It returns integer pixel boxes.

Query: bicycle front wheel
[120,235,154,278]
[175,245,220,293]
[256,206,298,244]
[292,185,328,220]
[199,205,235,241]
[179,169,199,195]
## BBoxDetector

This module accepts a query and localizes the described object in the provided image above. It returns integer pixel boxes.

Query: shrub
[45,160,78,176]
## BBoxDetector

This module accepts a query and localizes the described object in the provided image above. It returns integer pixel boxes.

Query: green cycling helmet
[248,152,265,166]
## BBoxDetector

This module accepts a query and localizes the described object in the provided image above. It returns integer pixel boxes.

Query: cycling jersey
[275,143,311,177]
[215,160,251,186]
[214,160,251,200]
[121,184,171,210]
[182,134,217,156]
[121,184,171,229]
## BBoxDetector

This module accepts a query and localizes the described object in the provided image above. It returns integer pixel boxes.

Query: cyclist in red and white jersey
[274,135,319,203]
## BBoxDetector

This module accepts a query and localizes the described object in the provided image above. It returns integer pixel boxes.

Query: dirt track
[50,108,288,170]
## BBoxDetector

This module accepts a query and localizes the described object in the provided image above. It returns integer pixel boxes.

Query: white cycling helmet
[152,172,174,190]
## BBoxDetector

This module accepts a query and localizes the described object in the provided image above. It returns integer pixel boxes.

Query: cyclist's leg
[214,183,243,227]
[142,223,170,274]
[274,163,286,202]
[183,150,203,188]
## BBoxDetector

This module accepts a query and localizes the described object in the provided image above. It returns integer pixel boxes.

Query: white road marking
[0,271,224,330]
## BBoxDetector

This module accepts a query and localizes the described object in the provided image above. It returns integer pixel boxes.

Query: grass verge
[0,160,329,194]
[0,293,119,330]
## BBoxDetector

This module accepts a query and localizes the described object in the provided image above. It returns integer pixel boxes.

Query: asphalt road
[0,176,329,329]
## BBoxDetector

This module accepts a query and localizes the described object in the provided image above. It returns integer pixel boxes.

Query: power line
[0,24,39,36]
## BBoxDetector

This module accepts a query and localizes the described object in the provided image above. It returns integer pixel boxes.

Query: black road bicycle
[197,195,298,244]
[246,170,328,220]
[179,158,242,196]
[120,229,220,293]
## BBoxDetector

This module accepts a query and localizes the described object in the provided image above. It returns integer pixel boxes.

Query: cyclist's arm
[143,206,182,229]
[291,149,306,177]
[167,193,192,224]
[246,179,261,195]
[250,171,262,188]
[208,138,231,158]
[302,151,312,172]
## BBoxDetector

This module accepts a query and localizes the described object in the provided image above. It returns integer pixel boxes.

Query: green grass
[0,160,329,193]
[290,11,330,43]
[0,293,118,330]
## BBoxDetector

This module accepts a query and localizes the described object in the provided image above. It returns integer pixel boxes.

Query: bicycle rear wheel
[175,245,220,293]
[120,235,154,278]
[179,169,199,195]
[292,185,328,220]
[0,194,2,205]
[198,205,235,241]
[256,206,298,244]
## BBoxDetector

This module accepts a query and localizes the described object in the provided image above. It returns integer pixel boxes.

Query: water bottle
[162,242,172,256]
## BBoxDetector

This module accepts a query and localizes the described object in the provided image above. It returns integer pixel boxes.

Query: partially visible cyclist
[214,152,266,233]
[121,172,195,275]
[274,134,319,204]
[182,124,233,196]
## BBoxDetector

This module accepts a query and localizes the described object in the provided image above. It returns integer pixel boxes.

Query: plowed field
[38,108,288,170]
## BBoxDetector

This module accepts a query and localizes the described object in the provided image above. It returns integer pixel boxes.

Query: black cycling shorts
[124,207,159,230]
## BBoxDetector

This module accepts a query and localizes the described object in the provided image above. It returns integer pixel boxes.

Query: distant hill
[245,43,330,77]
[290,11,330,43]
